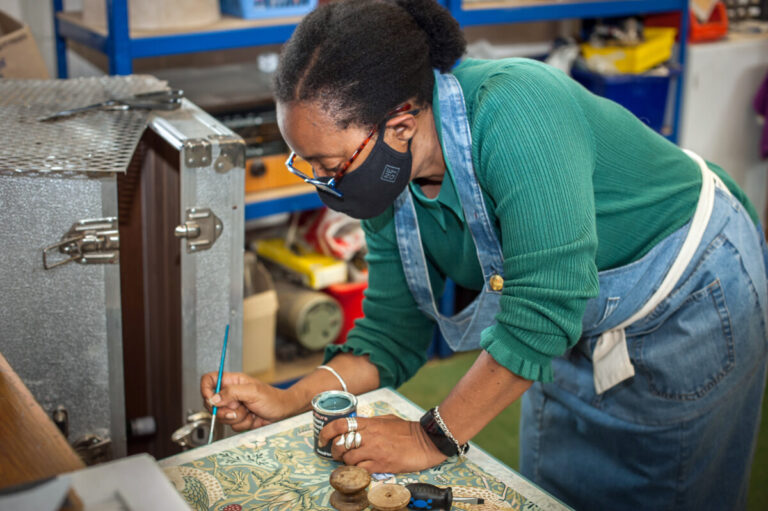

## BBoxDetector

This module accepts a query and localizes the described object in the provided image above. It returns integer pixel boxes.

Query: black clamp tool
[406,483,485,510]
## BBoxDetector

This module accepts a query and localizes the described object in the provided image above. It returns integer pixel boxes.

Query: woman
[202,1,768,509]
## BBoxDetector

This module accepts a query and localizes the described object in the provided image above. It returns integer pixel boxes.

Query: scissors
[39,89,184,121]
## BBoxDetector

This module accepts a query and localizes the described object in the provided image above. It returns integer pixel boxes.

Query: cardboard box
[0,10,49,79]
[83,0,220,32]
[243,257,279,376]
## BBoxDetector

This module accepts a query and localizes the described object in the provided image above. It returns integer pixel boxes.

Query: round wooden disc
[329,466,371,494]
[329,490,368,511]
[367,484,411,511]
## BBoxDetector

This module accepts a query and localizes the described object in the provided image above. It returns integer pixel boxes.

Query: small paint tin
[311,390,357,458]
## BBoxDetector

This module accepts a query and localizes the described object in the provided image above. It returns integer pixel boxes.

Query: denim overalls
[394,71,768,510]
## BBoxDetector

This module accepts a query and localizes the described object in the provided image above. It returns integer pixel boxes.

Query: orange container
[645,3,728,43]
[245,153,309,194]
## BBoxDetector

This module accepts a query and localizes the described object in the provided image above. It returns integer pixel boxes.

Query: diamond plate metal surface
[0,75,167,178]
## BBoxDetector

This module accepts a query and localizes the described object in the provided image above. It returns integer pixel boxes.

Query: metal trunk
[0,77,244,460]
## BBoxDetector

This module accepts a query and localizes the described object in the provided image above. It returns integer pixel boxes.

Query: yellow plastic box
[581,28,677,74]
[255,238,347,290]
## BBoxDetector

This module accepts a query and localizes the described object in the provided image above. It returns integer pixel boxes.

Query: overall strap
[393,70,506,322]
[393,189,442,318]
[434,71,505,288]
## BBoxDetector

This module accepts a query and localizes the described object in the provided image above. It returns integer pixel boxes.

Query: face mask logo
[380,165,400,183]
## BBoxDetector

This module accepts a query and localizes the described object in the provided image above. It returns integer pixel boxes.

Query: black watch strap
[420,407,459,457]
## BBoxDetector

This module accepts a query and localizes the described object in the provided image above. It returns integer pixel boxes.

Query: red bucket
[323,280,367,344]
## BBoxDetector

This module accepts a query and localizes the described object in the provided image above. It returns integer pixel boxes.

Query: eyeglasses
[285,103,419,198]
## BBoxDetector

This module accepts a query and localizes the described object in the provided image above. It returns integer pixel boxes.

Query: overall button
[489,274,504,291]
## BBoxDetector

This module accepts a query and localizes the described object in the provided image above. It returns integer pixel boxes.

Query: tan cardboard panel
[0,10,49,79]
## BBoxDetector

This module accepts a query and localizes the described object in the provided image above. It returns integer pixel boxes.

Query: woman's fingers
[199,371,291,434]
[214,403,250,424]
[326,415,447,474]
[341,443,370,466]
[200,372,218,402]
[201,373,268,427]
[201,371,250,400]
[355,460,377,473]
[203,392,248,423]
[208,382,262,410]
[331,433,348,461]
[231,413,256,432]
[248,415,270,429]
[318,416,362,446]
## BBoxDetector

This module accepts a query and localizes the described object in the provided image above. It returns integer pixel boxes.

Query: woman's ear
[384,112,419,151]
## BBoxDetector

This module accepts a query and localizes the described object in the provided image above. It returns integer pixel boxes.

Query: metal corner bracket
[183,138,212,168]
[209,134,246,174]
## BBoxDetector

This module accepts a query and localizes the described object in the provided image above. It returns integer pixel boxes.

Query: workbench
[160,388,570,510]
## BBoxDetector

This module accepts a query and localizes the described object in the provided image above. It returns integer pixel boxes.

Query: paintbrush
[208,324,230,445]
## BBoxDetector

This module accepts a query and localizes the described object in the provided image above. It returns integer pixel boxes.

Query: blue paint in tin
[311,390,357,459]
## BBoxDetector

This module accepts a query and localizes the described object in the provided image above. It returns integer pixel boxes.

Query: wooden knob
[367,483,411,511]
[329,466,370,511]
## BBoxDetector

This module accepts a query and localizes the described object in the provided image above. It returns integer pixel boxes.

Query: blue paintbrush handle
[214,324,230,397]
[209,324,230,444]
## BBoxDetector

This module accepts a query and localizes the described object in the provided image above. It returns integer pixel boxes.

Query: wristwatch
[419,407,468,457]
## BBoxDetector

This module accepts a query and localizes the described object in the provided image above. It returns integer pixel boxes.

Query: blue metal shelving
[443,0,687,25]
[54,1,689,76]
[244,189,323,221]
[53,0,690,218]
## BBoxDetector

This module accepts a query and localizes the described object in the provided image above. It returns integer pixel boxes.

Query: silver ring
[344,431,355,450]
[346,417,358,432]
[354,432,362,449]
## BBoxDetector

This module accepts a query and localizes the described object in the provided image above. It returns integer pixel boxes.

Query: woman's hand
[318,415,447,474]
[200,372,296,432]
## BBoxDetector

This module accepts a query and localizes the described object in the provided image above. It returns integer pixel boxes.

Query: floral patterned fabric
[163,401,542,511]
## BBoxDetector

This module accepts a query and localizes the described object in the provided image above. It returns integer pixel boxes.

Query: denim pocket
[632,278,735,401]
[593,296,621,330]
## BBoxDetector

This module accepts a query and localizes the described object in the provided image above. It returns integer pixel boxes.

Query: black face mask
[317,135,412,219]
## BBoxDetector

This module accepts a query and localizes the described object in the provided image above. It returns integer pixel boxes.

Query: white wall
[680,34,768,225]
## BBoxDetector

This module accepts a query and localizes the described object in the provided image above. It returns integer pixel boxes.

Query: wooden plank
[245,182,316,204]
[83,0,220,32]
[0,352,85,489]
[57,11,303,39]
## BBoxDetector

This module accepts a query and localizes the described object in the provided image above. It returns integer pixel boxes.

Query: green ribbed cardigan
[325,58,758,388]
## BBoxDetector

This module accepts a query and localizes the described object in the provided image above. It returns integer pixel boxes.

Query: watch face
[420,408,459,457]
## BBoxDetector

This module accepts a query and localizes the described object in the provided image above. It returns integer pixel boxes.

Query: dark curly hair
[274,0,466,129]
